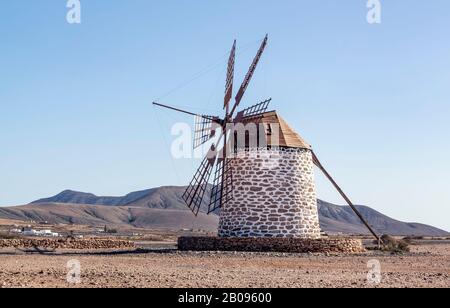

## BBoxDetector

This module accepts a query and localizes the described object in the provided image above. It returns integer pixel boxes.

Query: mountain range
[0,187,448,236]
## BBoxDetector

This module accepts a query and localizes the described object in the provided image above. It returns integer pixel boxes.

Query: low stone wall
[0,239,134,250]
[178,236,365,253]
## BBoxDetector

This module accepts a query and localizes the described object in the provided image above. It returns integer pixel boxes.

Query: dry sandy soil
[0,241,449,288]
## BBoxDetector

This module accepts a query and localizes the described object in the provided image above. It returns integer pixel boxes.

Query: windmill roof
[247,111,311,149]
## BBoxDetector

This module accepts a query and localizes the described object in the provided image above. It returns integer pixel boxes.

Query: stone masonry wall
[178,237,365,253]
[0,239,134,250]
[218,148,321,239]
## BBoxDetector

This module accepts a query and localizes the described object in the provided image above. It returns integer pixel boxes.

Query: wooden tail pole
[312,151,382,245]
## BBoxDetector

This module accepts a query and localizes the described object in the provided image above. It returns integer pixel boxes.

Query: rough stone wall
[178,237,365,253]
[218,148,321,239]
[0,239,134,250]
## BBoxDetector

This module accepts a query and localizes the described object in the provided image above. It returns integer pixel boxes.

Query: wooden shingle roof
[246,111,311,149]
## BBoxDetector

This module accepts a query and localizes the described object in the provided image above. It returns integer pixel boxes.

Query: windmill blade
[209,157,234,214]
[153,102,205,118]
[224,40,236,110]
[235,98,272,122]
[209,126,234,213]
[182,152,216,216]
[153,102,222,150]
[193,115,219,149]
[183,134,224,216]
[230,35,269,118]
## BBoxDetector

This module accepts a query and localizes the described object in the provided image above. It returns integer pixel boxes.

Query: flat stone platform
[178,237,365,253]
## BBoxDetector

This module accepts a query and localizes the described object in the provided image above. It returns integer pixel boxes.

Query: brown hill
[0,187,448,236]
[0,202,218,231]
[32,187,212,212]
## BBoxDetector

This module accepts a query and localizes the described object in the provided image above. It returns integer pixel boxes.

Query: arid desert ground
[0,241,449,288]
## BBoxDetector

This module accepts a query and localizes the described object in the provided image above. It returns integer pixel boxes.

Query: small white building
[41,230,53,236]
[23,230,38,236]
[22,229,59,237]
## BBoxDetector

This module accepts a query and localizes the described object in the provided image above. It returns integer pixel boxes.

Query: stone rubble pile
[178,237,365,253]
[0,238,134,250]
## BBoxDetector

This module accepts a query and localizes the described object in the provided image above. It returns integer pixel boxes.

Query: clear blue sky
[0,1,449,231]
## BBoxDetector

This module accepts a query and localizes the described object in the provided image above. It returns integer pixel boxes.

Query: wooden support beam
[312,151,382,245]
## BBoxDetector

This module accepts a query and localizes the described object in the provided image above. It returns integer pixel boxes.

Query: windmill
[153,35,381,243]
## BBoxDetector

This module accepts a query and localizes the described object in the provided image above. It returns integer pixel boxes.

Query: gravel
[0,243,448,288]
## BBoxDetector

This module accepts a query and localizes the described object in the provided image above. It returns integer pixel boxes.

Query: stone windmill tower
[218,110,321,239]
[154,35,381,242]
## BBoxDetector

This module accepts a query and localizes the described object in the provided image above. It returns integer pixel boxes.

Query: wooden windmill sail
[153,35,382,243]
[154,35,269,216]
